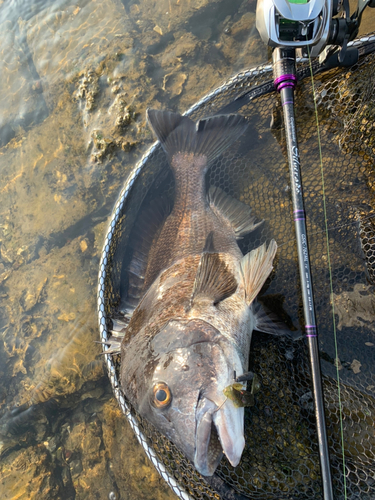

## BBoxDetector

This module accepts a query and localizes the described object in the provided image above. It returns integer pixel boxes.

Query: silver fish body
[120,110,278,476]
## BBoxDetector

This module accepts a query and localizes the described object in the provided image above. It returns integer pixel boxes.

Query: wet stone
[332,284,375,331]
[20,277,48,312]
[0,444,63,500]
[75,70,100,113]
[69,459,83,476]
[61,465,72,488]
[45,436,59,453]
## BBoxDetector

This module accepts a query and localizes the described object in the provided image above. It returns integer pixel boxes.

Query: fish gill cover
[99,38,375,500]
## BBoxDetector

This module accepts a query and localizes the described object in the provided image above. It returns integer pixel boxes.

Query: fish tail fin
[146,109,248,168]
[241,240,277,306]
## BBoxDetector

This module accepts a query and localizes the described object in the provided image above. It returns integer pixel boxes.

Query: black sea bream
[119,110,279,475]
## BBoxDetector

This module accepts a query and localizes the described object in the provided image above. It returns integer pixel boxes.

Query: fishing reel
[256,0,375,63]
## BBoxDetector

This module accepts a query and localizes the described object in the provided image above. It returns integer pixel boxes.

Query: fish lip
[212,401,245,468]
[194,395,245,476]
[194,397,221,476]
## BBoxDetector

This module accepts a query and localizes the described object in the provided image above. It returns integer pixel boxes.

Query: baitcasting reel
[256,0,375,61]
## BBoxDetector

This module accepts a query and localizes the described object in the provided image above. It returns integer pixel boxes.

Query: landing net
[98,33,375,500]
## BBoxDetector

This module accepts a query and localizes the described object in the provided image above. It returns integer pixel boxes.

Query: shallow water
[0,0,375,499]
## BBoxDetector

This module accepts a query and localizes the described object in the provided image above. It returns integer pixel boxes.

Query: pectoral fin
[252,300,292,336]
[191,239,238,307]
[208,186,263,238]
[241,240,277,306]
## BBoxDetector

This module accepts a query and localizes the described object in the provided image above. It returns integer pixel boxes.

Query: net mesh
[98,38,375,500]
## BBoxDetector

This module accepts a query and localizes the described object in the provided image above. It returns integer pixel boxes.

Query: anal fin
[208,186,263,238]
[241,240,277,305]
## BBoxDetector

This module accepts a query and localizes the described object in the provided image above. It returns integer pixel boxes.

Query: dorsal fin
[190,234,238,307]
[241,240,277,306]
[146,109,249,167]
[208,186,263,238]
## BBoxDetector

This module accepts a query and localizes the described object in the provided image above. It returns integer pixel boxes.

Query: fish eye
[153,382,172,408]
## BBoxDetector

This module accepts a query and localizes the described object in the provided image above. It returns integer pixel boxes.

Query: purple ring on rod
[293,209,306,221]
[274,74,297,91]
[278,81,296,92]
[306,325,317,337]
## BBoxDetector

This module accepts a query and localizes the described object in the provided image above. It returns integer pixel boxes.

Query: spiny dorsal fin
[146,109,249,166]
[208,186,263,238]
[241,240,277,306]
[191,252,238,307]
[111,317,130,334]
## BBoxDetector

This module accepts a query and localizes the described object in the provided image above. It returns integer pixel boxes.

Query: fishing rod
[253,0,375,499]
[271,45,335,499]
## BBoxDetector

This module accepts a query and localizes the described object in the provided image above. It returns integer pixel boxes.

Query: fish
[118,109,283,476]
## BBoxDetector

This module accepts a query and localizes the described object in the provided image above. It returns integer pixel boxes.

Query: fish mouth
[194,395,245,476]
